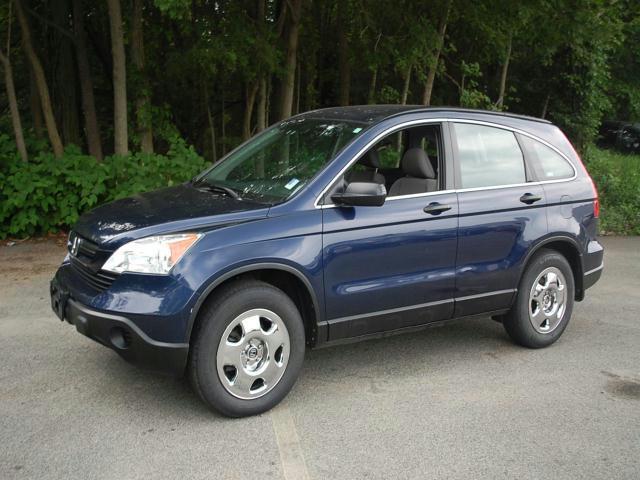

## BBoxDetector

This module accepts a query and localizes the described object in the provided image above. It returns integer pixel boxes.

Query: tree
[14,0,64,157]
[337,0,351,106]
[422,0,452,106]
[73,0,103,160]
[107,0,128,155]
[277,0,303,120]
[131,0,153,153]
[0,2,27,162]
[52,0,81,146]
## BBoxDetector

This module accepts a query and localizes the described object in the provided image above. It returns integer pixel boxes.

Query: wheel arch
[519,235,585,301]
[187,262,323,346]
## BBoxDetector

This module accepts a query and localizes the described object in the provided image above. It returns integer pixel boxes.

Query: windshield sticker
[284,178,300,190]
[353,127,363,133]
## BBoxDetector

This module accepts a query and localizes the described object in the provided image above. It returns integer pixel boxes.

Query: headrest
[401,148,435,179]
[359,149,380,169]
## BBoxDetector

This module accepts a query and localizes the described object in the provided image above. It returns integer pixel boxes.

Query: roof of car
[298,105,551,126]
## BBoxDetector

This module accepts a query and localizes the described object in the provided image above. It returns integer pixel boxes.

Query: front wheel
[503,249,575,348]
[189,280,305,417]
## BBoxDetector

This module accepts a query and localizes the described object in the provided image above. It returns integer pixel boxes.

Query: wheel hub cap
[216,309,290,400]
[528,266,567,334]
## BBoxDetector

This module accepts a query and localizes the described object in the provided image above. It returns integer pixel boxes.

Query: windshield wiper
[193,181,241,200]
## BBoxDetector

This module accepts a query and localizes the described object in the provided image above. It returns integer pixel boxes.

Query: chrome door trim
[455,289,517,302]
[326,288,518,323]
[327,298,454,323]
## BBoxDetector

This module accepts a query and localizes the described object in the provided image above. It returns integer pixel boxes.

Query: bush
[0,135,207,239]
[584,146,640,235]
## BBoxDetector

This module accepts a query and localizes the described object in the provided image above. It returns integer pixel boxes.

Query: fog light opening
[109,327,131,350]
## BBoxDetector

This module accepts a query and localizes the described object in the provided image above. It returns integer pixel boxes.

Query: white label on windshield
[285,178,300,190]
[353,127,363,133]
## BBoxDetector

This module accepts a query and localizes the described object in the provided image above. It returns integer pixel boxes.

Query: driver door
[321,123,458,341]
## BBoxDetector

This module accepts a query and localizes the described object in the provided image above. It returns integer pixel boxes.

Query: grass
[583,146,640,235]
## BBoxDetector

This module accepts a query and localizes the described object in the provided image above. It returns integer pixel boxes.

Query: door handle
[520,193,542,205]
[423,202,452,215]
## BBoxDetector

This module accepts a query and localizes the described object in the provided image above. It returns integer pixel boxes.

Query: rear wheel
[189,280,305,417]
[503,250,574,348]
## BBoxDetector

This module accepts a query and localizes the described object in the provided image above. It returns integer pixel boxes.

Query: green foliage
[0,135,207,239]
[458,62,493,109]
[584,146,640,235]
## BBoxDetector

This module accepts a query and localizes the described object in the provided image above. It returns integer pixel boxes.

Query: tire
[188,280,305,417]
[503,249,575,349]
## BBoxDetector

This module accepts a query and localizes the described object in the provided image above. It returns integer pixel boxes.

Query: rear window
[520,136,575,180]
[453,123,526,188]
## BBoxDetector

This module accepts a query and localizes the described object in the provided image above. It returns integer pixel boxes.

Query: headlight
[103,233,202,274]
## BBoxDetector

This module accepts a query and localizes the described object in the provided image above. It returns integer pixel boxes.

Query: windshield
[194,118,366,203]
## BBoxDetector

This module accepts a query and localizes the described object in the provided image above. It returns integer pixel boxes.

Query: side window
[334,124,442,201]
[376,131,406,168]
[519,136,575,180]
[453,123,526,188]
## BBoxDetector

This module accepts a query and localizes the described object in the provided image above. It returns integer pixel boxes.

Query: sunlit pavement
[1,237,638,479]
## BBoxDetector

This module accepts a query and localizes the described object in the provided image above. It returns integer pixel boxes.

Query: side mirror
[331,182,387,207]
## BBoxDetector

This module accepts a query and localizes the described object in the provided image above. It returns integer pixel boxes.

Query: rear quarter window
[520,135,575,180]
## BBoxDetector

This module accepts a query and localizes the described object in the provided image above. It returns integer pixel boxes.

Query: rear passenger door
[450,122,547,317]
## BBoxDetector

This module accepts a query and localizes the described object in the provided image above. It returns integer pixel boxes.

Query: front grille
[68,231,101,259]
[68,231,118,293]
[70,257,118,292]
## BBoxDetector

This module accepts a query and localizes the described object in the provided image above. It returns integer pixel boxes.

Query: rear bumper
[583,262,603,291]
[582,239,604,293]
[51,278,188,376]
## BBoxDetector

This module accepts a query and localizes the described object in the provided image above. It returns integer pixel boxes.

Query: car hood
[73,183,269,247]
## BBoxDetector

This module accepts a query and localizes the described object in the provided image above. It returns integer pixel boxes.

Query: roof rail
[385,106,552,125]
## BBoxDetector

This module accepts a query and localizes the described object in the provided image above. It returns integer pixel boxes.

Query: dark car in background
[50,106,604,417]
[598,120,640,153]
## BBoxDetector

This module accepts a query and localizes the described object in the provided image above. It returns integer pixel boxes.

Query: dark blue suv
[50,106,604,417]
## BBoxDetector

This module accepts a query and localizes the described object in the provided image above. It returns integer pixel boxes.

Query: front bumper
[51,277,189,375]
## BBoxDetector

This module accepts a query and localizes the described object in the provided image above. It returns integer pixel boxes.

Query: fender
[516,234,584,300]
[185,261,322,342]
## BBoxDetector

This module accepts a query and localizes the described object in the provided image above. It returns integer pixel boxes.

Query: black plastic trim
[64,298,188,375]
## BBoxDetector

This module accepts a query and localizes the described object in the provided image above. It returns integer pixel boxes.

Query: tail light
[571,143,600,219]
[588,175,600,218]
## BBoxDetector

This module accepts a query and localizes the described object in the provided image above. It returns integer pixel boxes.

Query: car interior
[341,124,443,199]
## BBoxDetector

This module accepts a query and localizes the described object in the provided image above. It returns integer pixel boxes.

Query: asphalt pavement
[1,236,638,479]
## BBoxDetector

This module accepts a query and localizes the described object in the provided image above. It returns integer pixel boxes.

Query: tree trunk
[243,81,259,141]
[255,0,267,132]
[203,84,216,162]
[496,32,512,109]
[206,106,216,162]
[29,70,43,136]
[73,0,103,161]
[107,0,128,155]
[256,77,267,132]
[131,0,153,153]
[422,0,451,106]
[221,92,226,155]
[337,0,350,106]
[277,0,303,120]
[541,92,551,118]
[53,0,81,147]
[367,68,378,104]
[294,60,301,114]
[401,64,412,105]
[14,0,64,157]
[0,51,28,162]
